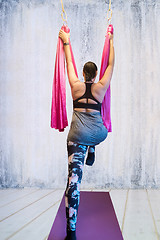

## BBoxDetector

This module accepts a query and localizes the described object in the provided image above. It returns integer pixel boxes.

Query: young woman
[59,29,115,240]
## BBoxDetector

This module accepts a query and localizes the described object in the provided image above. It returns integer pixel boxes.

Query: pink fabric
[51,24,113,132]
[99,24,113,132]
[51,25,77,131]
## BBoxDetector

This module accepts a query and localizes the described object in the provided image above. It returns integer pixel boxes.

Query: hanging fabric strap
[99,24,113,132]
[51,25,77,131]
[51,24,113,132]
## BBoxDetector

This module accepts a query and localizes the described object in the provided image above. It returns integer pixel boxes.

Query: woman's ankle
[66,229,77,240]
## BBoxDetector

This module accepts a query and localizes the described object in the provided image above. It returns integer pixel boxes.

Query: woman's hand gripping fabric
[108,32,113,40]
[59,29,70,43]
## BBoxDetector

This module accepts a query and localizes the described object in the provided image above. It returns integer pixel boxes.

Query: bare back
[71,80,107,113]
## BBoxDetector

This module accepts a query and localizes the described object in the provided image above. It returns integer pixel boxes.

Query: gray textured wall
[0,0,160,189]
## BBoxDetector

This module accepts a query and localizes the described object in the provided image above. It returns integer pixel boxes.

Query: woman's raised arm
[59,30,80,88]
[98,33,115,92]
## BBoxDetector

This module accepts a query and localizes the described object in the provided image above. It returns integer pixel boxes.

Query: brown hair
[83,61,98,82]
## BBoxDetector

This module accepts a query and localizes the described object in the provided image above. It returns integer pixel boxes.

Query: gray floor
[0,188,159,240]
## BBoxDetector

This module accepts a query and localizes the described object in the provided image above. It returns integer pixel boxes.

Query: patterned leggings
[65,141,88,231]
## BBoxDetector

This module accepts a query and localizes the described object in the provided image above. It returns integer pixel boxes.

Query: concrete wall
[0,0,160,189]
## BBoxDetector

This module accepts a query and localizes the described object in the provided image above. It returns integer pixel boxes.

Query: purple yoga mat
[48,191,124,240]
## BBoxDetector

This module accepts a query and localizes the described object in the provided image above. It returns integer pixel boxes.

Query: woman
[59,29,115,240]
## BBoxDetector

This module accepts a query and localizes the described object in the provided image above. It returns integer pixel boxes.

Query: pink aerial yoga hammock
[50,25,77,132]
[51,24,113,132]
[100,24,113,132]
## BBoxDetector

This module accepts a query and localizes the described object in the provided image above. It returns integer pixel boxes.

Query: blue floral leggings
[65,141,88,231]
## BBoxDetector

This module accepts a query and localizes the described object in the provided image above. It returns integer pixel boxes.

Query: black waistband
[73,101,102,111]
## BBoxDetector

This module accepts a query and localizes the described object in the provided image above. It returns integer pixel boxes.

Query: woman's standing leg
[65,141,88,239]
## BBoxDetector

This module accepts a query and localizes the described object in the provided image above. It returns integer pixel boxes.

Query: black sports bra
[73,82,102,112]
